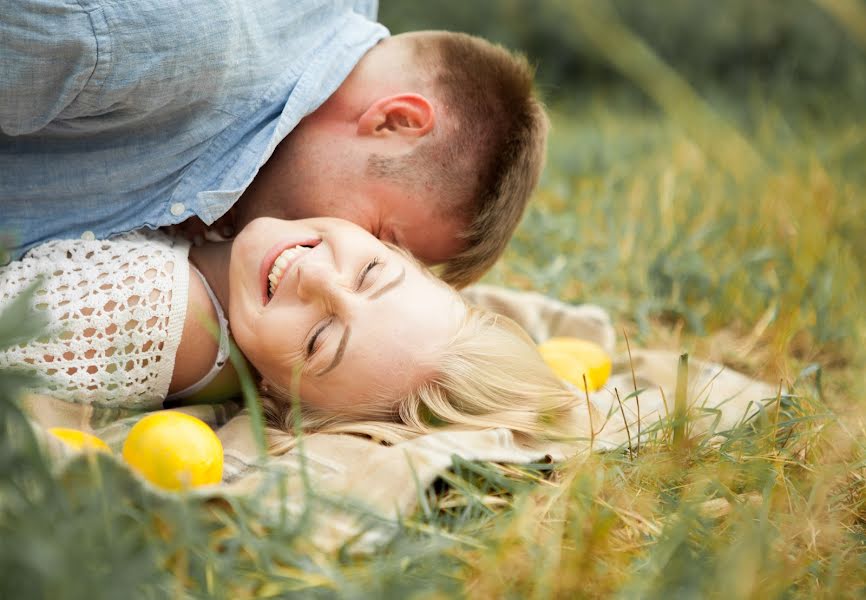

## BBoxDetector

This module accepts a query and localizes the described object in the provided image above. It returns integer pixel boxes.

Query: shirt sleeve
[353,0,378,20]
[0,1,100,136]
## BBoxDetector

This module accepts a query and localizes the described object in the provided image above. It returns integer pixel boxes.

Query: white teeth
[267,245,312,299]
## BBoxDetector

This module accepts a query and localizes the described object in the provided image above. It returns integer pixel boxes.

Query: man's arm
[0,1,99,136]
[353,0,379,21]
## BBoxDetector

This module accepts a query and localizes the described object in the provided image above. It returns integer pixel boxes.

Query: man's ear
[357,93,435,138]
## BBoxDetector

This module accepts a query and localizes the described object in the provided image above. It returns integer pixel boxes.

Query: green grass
[3,43,866,600]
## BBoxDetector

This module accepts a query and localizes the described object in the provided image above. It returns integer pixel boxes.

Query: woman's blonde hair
[262,302,593,455]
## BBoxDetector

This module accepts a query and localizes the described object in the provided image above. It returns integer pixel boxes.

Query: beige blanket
[20,285,778,552]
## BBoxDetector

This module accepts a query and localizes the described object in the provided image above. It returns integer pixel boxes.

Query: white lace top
[0,231,190,409]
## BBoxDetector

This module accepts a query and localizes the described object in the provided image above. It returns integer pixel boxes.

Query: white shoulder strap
[166,265,231,401]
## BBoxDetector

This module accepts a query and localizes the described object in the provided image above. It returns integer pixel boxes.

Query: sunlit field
[470,84,866,596]
[2,2,866,598]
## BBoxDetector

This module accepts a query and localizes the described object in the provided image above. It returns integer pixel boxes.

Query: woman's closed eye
[306,317,333,357]
[306,258,384,359]
[355,257,383,291]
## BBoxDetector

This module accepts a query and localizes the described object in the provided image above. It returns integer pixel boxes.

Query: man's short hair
[371,32,549,288]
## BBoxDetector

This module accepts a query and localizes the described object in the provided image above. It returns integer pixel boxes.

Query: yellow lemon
[538,337,612,392]
[48,427,111,453]
[122,411,223,491]
[539,349,591,391]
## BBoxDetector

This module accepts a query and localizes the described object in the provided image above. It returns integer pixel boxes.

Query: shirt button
[170,202,186,217]
[80,230,95,241]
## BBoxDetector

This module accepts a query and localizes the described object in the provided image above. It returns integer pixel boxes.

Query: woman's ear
[357,93,435,138]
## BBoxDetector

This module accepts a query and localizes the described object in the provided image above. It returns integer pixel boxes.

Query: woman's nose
[296,261,346,307]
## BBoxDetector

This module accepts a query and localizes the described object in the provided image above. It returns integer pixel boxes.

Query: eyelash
[355,257,381,291]
[306,318,332,357]
[305,258,382,357]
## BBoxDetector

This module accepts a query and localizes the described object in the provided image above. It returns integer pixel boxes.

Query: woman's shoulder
[110,229,188,247]
[16,229,191,270]
[0,229,193,409]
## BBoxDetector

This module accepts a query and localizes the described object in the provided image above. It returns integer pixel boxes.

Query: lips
[259,238,320,305]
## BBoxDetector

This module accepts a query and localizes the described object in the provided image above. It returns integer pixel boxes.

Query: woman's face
[228,217,464,417]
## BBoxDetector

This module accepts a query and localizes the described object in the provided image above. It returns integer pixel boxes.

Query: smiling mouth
[266,244,315,302]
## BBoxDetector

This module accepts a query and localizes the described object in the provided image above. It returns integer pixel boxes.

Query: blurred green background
[382,0,866,99]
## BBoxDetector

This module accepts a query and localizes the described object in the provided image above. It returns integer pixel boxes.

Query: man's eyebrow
[318,325,351,377]
[369,266,405,300]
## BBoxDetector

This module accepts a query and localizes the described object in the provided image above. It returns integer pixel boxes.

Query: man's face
[234,126,467,267]
[264,180,465,267]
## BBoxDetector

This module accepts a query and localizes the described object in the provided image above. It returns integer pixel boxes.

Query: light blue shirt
[0,0,388,259]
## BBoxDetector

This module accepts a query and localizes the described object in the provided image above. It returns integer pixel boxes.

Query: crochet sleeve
[0,232,190,409]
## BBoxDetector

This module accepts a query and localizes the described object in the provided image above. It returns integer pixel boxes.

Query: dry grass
[466,74,866,597]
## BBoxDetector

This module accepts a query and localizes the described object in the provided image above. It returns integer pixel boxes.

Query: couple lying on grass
[1,217,600,452]
[1,7,774,472]
[2,13,611,456]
